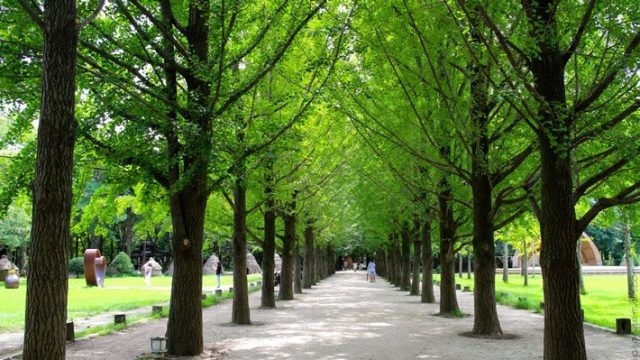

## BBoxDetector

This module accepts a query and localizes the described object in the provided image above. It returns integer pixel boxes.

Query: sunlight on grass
[0,274,262,333]
[434,274,639,333]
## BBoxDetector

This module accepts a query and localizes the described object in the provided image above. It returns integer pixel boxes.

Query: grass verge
[72,281,261,339]
[433,273,638,334]
[0,274,262,333]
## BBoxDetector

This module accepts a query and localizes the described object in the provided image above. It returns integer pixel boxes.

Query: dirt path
[4,271,637,359]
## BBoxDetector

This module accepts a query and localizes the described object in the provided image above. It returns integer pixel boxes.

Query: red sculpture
[84,249,106,287]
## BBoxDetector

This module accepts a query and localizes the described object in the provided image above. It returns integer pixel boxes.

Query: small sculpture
[4,269,19,289]
[84,249,106,287]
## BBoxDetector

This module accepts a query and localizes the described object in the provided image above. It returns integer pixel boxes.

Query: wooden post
[114,314,126,325]
[66,322,75,342]
[152,305,163,314]
[463,286,471,292]
[229,287,234,293]
[616,318,631,334]
[215,289,223,296]
[455,284,461,290]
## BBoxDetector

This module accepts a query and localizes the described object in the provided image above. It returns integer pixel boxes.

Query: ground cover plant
[0,274,261,333]
[434,274,638,334]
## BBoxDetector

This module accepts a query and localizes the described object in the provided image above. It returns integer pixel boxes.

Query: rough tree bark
[623,219,635,299]
[469,53,502,334]
[279,198,296,300]
[294,240,302,294]
[166,184,207,355]
[261,161,276,308]
[23,2,78,359]
[400,225,412,291]
[438,177,460,315]
[231,159,250,324]
[502,242,509,283]
[303,219,315,289]
[410,222,421,295]
[421,219,435,303]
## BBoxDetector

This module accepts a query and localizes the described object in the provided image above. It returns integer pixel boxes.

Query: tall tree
[16,0,104,358]
[75,1,328,354]
[463,1,640,357]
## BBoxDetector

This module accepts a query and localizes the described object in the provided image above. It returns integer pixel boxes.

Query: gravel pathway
[2,271,636,359]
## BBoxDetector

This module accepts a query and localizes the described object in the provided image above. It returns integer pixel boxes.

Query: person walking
[367,259,376,282]
[143,261,153,288]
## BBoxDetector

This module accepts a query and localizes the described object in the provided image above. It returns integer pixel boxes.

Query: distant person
[216,261,223,288]
[367,260,376,282]
[143,261,153,288]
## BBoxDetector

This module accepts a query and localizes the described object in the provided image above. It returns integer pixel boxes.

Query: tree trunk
[310,240,316,285]
[458,255,463,279]
[261,168,277,308]
[163,0,211,354]
[400,225,411,291]
[231,165,250,324]
[523,239,528,286]
[577,239,585,294]
[279,200,296,300]
[166,187,207,355]
[378,248,387,279]
[471,163,502,335]
[410,235,421,296]
[623,219,635,299]
[294,239,302,294]
[393,242,402,287]
[303,220,314,289]
[421,220,435,303]
[438,178,460,315]
[467,253,471,279]
[502,242,509,283]
[23,2,78,359]
[523,1,586,356]
[539,137,585,359]
[123,207,135,257]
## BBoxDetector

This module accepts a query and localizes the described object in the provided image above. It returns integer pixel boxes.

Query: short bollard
[455,284,461,290]
[616,318,631,334]
[152,305,163,315]
[202,293,207,300]
[114,314,126,325]
[539,302,544,310]
[229,287,234,293]
[66,322,75,342]
[463,286,471,292]
[215,289,223,296]
[257,281,262,286]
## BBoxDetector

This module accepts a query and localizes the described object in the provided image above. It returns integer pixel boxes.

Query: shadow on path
[3,271,635,359]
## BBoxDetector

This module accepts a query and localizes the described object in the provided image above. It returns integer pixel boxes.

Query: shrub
[69,256,85,276]
[109,252,134,275]
[516,297,530,309]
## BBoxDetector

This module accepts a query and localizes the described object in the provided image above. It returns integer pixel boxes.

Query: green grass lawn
[0,274,262,333]
[434,273,639,333]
